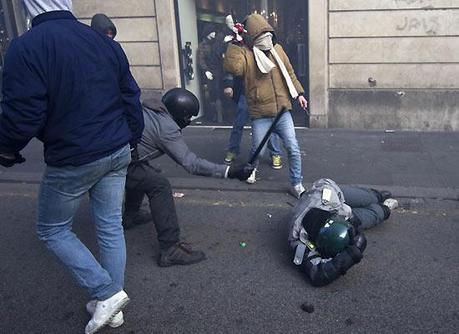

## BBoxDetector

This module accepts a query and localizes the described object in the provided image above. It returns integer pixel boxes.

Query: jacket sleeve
[0,40,47,153]
[277,44,304,95]
[223,44,247,77]
[223,72,234,89]
[158,121,228,178]
[117,45,144,145]
[302,245,363,287]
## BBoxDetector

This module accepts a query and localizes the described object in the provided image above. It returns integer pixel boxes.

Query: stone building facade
[2,0,459,130]
[318,0,459,130]
[73,0,181,97]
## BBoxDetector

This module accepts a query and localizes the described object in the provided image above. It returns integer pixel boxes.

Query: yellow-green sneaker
[271,155,282,169]
[224,152,237,165]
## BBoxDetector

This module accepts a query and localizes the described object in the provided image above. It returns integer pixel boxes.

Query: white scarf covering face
[253,32,299,99]
[23,0,72,18]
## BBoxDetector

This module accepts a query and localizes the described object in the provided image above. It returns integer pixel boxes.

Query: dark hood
[91,14,117,38]
[245,14,274,40]
[243,13,277,47]
[142,98,169,114]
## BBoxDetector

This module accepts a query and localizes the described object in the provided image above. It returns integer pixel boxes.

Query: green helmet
[316,215,351,258]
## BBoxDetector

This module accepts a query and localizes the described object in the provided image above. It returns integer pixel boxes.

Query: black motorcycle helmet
[315,215,351,258]
[301,209,351,258]
[162,88,200,129]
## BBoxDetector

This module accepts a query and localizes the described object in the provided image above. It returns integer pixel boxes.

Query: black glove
[354,233,367,253]
[348,224,357,246]
[344,245,363,264]
[0,152,26,168]
[227,163,254,181]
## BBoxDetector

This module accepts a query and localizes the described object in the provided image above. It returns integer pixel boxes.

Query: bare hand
[298,95,308,111]
[224,87,234,98]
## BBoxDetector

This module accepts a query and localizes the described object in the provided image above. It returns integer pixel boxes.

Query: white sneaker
[85,290,129,334]
[289,183,305,199]
[246,168,257,184]
[383,198,399,210]
[86,300,124,328]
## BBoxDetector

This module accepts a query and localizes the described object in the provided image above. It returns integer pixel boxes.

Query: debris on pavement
[239,241,247,248]
[300,303,314,313]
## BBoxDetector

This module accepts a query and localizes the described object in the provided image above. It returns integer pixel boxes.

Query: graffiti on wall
[394,0,435,8]
[394,0,441,35]
[396,16,440,34]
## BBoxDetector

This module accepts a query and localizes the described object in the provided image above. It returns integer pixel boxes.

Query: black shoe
[158,242,207,267]
[379,190,392,202]
[381,204,391,220]
[372,189,392,202]
[122,211,151,230]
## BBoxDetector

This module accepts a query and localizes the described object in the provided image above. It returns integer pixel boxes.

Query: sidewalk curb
[1,172,457,201]
[167,178,459,201]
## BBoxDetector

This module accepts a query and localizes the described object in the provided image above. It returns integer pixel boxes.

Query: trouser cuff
[381,204,391,220]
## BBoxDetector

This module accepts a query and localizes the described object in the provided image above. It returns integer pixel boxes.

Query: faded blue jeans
[36,144,131,300]
[251,111,303,186]
[341,186,387,230]
[227,95,281,156]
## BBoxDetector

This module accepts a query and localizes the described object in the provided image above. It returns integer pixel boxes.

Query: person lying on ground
[289,178,398,286]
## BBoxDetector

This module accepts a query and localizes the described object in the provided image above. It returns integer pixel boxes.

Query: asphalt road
[1,128,459,333]
[1,183,458,334]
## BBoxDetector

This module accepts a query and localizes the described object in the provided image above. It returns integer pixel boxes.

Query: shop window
[177,0,309,127]
[0,1,29,96]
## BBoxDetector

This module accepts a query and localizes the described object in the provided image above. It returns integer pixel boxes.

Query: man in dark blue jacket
[0,2,143,333]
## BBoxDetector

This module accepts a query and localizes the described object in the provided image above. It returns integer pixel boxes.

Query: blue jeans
[227,95,281,156]
[36,144,131,300]
[341,186,386,230]
[251,111,303,185]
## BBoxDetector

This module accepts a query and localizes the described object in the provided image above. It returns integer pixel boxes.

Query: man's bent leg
[89,145,130,292]
[126,163,205,267]
[37,164,116,300]
[352,204,387,230]
[124,187,144,215]
[341,186,380,208]
[140,165,205,266]
[247,118,273,184]
[267,133,282,156]
[250,117,272,167]
[123,186,148,229]
[143,167,181,251]
[275,112,303,186]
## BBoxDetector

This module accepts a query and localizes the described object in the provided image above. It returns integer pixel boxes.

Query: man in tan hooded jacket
[224,13,308,198]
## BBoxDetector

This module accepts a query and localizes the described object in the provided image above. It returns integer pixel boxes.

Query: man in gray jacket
[124,88,253,267]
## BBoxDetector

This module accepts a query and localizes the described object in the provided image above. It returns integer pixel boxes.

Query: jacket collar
[32,10,76,27]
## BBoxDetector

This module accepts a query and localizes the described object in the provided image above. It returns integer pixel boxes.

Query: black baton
[248,107,288,165]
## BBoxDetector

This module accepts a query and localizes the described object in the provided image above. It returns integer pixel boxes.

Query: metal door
[174,0,204,119]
